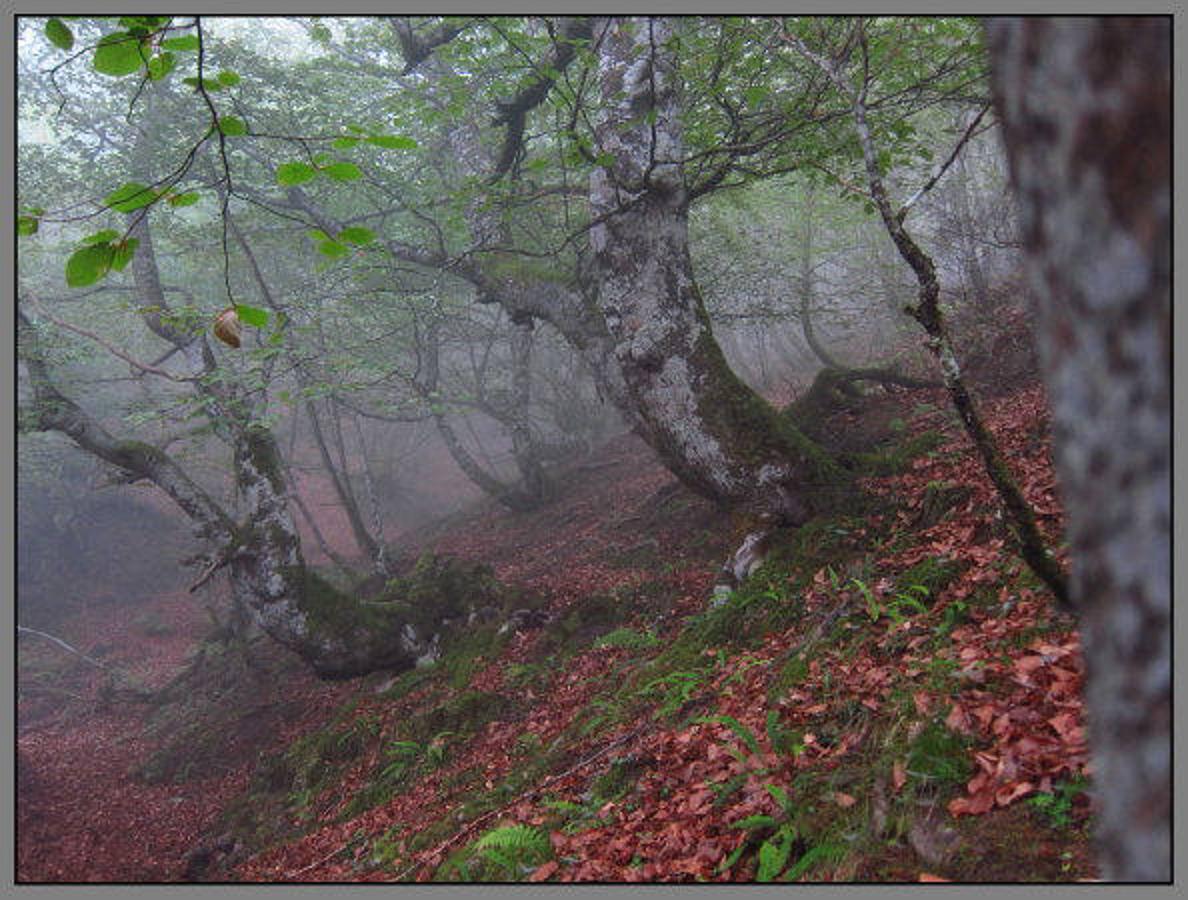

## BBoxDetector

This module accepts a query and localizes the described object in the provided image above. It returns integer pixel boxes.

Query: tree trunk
[419,317,544,512]
[505,318,548,502]
[588,17,844,522]
[987,16,1170,882]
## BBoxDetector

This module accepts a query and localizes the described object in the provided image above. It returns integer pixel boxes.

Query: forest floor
[16,336,1099,883]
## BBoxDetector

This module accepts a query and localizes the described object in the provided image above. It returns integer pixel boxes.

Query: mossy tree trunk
[988,16,1170,881]
[20,206,442,680]
[587,17,845,522]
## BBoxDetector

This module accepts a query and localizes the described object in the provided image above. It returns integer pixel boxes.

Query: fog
[24,15,1160,885]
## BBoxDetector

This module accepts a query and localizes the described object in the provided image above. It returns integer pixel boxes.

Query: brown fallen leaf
[945,704,971,734]
[995,780,1034,807]
[529,860,559,882]
[892,760,907,794]
[919,872,950,882]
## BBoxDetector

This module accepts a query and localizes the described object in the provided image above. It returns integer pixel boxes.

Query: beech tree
[987,16,1170,882]
[23,38,1170,887]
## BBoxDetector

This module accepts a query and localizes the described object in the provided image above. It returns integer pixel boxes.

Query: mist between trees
[16,16,1167,882]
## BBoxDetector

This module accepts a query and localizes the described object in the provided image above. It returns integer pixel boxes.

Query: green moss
[591,755,647,804]
[692,323,851,509]
[437,623,507,689]
[533,592,626,660]
[238,426,287,494]
[850,429,945,476]
[375,554,522,634]
[906,720,975,788]
[895,555,966,603]
[290,566,399,642]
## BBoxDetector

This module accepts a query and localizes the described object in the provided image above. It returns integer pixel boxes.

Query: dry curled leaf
[213,308,242,348]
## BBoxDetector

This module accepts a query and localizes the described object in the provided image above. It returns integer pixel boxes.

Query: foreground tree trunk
[588,17,844,522]
[987,16,1170,882]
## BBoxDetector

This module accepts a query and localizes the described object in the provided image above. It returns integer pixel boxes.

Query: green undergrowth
[206,415,1087,881]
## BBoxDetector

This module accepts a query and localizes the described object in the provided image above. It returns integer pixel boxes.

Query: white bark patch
[728,531,769,582]
[645,356,739,495]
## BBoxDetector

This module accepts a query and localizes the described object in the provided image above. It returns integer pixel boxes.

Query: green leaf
[216,69,240,87]
[783,841,845,881]
[276,162,318,186]
[234,304,269,328]
[318,240,350,258]
[167,191,200,207]
[218,115,247,136]
[306,229,330,241]
[320,161,362,181]
[366,134,417,150]
[743,84,769,106]
[756,834,792,882]
[146,52,176,81]
[161,34,200,51]
[104,182,157,213]
[182,76,224,91]
[731,814,777,831]
[45,18,74,51]
[331,137,361,150]
[336,226,375,245]
[93,32,146,77]
[65,244,114,287]
[109,238,139,272]
[82,229,121,245]
[119,16,168,31]
[17,215,39,236]
[764,784,790,811]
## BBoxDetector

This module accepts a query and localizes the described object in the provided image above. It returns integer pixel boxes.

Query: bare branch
[27,301,197,383]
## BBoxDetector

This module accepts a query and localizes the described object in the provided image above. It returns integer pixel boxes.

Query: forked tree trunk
[588,17,843,522]
[987,16,1170,882]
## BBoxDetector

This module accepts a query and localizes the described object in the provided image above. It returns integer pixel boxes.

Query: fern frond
[475,824,550,855]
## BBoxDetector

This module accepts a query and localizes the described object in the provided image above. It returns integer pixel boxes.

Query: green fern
[475,823,551,855]
[470,824,553,879]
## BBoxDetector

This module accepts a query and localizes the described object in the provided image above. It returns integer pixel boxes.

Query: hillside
[16,366,1096,883]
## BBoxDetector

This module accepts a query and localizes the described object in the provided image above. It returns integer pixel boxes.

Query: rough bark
[987,16,1170,882]
[588,17,844,522]
[505,318,548,501]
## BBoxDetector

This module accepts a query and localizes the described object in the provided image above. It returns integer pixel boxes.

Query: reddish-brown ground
[16,359,1097,883]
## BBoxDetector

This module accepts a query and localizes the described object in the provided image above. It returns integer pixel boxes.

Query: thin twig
[17,626,113,672]
[29,303,197,383]
[897,104,991,220]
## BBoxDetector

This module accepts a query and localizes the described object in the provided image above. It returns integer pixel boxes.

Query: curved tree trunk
[587,17,844,522]
[20,311,443,680]
[987,16,1170,882]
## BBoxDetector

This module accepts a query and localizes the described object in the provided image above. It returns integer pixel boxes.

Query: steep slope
[17,358,1096,883]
